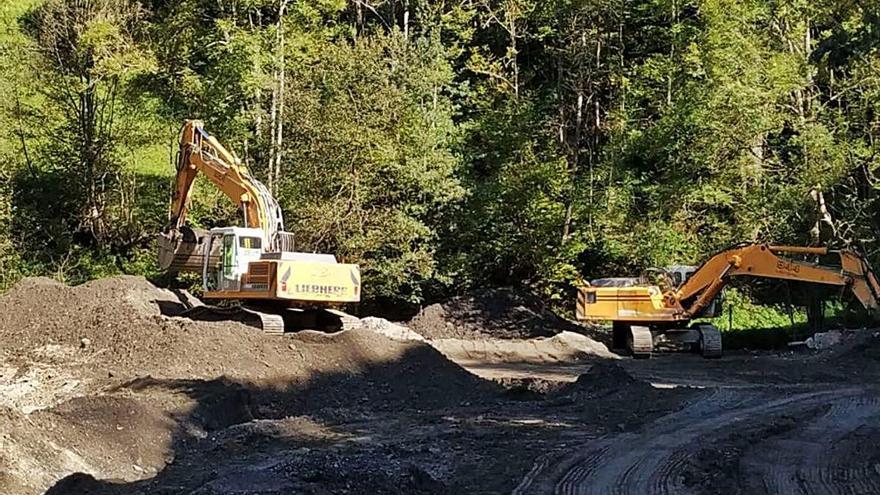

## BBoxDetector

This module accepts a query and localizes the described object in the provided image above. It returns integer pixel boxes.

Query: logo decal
[776,260,801,275]
[281,266,292,291]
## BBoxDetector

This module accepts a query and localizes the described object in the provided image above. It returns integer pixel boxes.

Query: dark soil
[16,277,879,495]
[556,361,652,398]
[408,288,586,340]
[680,409,823,495]
[1,276,694,495]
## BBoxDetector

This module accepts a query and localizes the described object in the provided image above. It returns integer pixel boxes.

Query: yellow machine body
[577,285,681,323]
[204,258,361,304]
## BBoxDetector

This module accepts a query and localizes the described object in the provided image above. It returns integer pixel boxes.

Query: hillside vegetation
[1,0,878,313]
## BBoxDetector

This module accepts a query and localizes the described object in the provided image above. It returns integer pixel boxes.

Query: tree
[24,0,155,247]
[278,32,463,302]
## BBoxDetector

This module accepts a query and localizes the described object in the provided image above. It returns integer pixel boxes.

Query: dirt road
[511,349,880,495]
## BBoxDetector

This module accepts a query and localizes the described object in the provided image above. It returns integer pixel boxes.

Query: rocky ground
[1,276,879,494]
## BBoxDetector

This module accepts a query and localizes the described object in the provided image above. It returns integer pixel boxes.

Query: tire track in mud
[515,386,880,495]
[740,395,880,495]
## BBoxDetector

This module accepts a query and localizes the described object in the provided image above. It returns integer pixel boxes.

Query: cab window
[239,236,262,249]
[222,235,235,277]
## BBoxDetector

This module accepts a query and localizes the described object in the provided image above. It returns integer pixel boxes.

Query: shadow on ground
[43,341,693,495]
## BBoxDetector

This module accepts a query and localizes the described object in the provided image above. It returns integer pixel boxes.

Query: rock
[80,338,91,349]
[359,317,425,342]
[805,330,843,350]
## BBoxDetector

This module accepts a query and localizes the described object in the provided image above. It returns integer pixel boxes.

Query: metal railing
[271,231,296,253]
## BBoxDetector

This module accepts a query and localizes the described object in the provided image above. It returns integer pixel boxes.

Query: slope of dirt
[25,276,880,495]
[430,331,615,369]
[0,276,700,495]
[0,276,502,392]
[555,361,650,398]
[408,288,586,340]
[0,276,513,494]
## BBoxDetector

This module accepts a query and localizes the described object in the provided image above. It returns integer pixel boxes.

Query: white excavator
[157,120,361,333]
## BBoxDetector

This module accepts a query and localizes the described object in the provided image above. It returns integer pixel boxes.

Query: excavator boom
[168,120,283,249]
[676,244,880,318]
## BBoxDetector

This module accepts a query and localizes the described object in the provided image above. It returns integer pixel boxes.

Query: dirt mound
[359,316,425,341]
[408,288,583,340]
[0,276,511,493]
[430,331,614,367]
[275,343,498,414]
[0,276,500,409]
[0,396,175,495]
[0,275,702,495]
[0,276,184,370]
[556,362,652,398]
[117,339,501,422]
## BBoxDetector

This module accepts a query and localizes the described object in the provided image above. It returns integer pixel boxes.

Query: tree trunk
[268,78,277,192]
[273,0,288,194]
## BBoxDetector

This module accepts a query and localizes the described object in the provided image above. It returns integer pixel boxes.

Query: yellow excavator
[577,244,880,358]
[157,120,361,334]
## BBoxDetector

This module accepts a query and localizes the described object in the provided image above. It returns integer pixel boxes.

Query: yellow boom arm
[675,244,880,318]
[167,120,283,247]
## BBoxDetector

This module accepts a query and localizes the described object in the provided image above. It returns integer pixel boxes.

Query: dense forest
[1,0,878,314]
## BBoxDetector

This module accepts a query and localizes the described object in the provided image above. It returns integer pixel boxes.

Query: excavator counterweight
[577,243,880,358]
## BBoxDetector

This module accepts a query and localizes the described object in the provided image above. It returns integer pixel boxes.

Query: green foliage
[0,0,879,326]
[278,32,463,302]
[702,288,807,331]
[690,288,809,350]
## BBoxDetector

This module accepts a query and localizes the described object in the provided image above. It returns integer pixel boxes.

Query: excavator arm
[675,244,880,318]
[166,120,284,245]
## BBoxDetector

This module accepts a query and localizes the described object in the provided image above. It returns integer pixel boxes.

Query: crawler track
[180,305,284,335]
[177,304,348,335]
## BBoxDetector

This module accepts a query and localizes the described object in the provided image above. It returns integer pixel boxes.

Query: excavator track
[178,304,344,335]
[241,307,285,335]
[179,305,284,335]
[628,325,654,358]
[697,324,723,358]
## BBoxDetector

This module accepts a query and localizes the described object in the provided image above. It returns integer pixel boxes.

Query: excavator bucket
[157,226,220,273]
[840,251,880,314]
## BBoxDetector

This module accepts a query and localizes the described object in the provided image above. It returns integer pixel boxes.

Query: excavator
[157,120,361,334]
[577,244,880,358]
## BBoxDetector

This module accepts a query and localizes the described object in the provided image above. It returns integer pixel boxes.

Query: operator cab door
[219,233,240,292]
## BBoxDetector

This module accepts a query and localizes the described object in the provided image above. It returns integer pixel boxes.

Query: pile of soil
[408,288,583,340]
[0,276,506,494]
[556,362,653,399]
[0,275,695,495]
[430,331,615,366]
[0,276,197,376]
[0,276,499,391]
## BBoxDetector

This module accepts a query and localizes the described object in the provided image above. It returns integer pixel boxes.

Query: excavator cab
[665,265,722,317]
[204,227,265,292]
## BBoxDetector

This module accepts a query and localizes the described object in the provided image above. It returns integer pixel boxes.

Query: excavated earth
[1,276,880,494]
[408,288,588,340]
